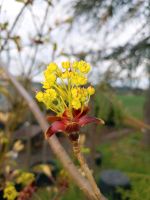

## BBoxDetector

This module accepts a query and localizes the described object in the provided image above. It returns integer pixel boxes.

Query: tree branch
[72,140,103,200]
[0,2,28,52]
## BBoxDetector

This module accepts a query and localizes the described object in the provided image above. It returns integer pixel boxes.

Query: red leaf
[73,106,89,119]
[79,115,104,127]
[47,115,61,122]
[45,121,66,138]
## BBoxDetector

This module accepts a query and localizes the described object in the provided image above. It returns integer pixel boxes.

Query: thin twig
[72,139,104,200]
[28,5,40,33]
[0,2,28,52]
[27,1,50,76]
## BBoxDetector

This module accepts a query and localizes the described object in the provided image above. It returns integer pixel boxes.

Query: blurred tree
[69,0,149,82]
[0,0,72,78]
[0,0,73,129]
[69,0,150,144]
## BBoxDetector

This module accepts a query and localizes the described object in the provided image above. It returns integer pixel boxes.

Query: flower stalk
[70,134,102,200]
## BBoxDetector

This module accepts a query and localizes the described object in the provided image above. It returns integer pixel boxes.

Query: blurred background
[0,0,150,200]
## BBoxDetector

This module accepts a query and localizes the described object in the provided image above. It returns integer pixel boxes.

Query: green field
[117,93,145,120]
[96,93,150,200]
[97,132,150,200]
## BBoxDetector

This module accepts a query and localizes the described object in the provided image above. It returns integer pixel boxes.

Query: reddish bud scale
[45,107,104,139]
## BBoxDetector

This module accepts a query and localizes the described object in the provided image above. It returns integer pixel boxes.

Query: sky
[0,0,149,88]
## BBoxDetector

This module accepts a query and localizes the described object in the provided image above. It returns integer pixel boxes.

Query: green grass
[61,184,84,200]
[117,94,145,120]
[122,173,150,200]
[96,132,150,200]
[32,188,54,200]
[31,184,84,200]
[97,132,150,173]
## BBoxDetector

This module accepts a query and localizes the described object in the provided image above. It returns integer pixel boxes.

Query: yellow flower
[41,89,57,109]
[61,71,72,79]
[61,72,67,79]
[71,88,78,98]
[4,183,18,200]
[44,73,56,84]
[36,91,44,102]
[43,96,52,109]
[46,88,57,100]
[87,86,95,95]
[47,62,58,72]
[56,68,62,77]
[16,172,35,186]
[71,72,87,86]
[71,88,82,100]
[42,81,51,89]
[72,99,81,109]
[80,88,88,102]
[62,61,70,69]
[78,75,87,85]
[72,61,78,69]
[78,60,91,73]
[35,60,94,115]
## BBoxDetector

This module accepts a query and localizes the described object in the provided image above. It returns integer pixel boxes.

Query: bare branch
[0,2,28,52]
[27,1,51,76]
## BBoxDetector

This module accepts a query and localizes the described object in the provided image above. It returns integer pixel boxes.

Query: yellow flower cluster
[36,60,95,114]
[16,172,35,186]
[4,183,18,200]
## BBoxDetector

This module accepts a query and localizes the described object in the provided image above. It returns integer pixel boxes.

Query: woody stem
[72,139,103,200]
